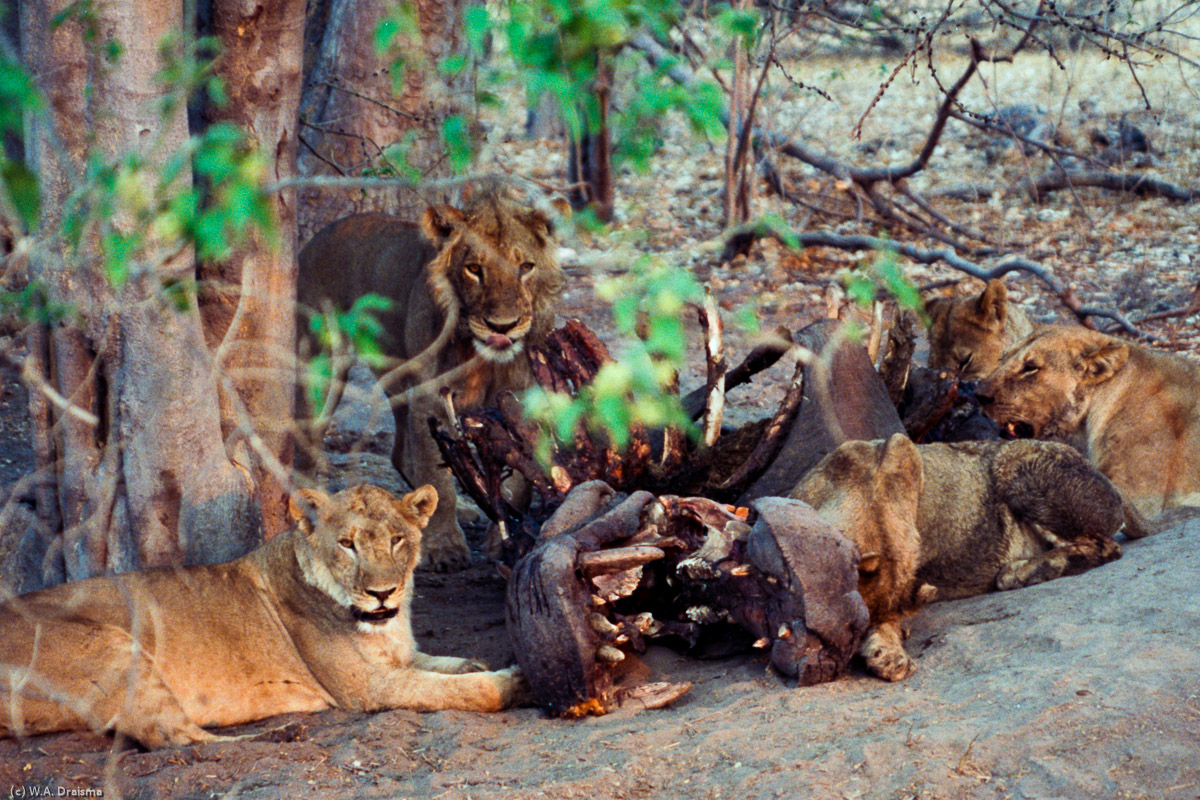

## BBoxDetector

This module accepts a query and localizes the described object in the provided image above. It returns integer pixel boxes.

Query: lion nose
[487,317,519,334]
[365,587,396,603]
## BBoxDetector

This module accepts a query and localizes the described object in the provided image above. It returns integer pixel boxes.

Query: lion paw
[861,625,916,682]
[497,665,534,707]
[866,646,916,682]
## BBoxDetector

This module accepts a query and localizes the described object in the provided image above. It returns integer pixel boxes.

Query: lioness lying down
[977,325,1200,517]
[0,485,527,749]
[790,434,1130,681]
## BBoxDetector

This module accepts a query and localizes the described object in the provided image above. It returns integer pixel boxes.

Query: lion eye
[390,535,404,547]
[338,538,355,552]
[519,260,535,273]
[1020,362,1039,376]
[464,263,483,278]
[957,352,974,370]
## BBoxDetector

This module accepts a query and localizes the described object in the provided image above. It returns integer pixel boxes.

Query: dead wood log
[505,482,869,715]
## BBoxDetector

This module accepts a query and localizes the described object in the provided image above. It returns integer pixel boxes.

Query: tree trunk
[297,0,467,239]
[723,0,752,228]
[21,1,258,584]
[567,59,614,222]
[200,0,306,539]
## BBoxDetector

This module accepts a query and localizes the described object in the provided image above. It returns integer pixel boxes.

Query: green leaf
[102,230,138,286]
[350,293,394,314]
[1,159,40,230]
[843,271,875,307]
[441,114,473,173]
[464,5,492,53]
[439,54,467,76]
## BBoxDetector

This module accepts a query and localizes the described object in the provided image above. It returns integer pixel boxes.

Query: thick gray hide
[748,497,869,684]
[506,489,657,714]
[741,319,904,502]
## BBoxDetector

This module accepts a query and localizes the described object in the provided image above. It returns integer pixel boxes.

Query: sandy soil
[3,518,1198,800]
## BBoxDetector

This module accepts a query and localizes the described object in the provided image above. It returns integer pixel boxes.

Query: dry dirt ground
[3,37,1200,800]
[3,519,1199,800]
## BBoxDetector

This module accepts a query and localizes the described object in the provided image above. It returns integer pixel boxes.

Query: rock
[317,360,410,497]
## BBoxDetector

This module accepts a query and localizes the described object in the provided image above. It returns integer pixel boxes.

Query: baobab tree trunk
[21,1,258,585]
[297,0,467,238]
[200,0,306,539]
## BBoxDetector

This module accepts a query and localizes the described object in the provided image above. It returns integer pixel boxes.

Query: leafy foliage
[304,294,395,410]
[57,35,276,289]
[524,257,702,451]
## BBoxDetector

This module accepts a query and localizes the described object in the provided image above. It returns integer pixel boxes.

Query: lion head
[289,484,438,625]
[926,280,1029,380]
[976,326,1129,440]
[421,193,565,364]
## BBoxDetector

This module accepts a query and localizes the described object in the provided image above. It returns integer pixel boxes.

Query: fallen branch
[723,224,1145,337]
[1019,170,1200,203]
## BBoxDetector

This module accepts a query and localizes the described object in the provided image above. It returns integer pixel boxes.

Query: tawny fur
[926,279,1035,380]
[298,194,565,570]
[978,326,1200,518]
[790,433,1125,682]
[0,485,527,749]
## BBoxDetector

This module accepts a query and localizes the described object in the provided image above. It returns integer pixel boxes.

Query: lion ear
[975,280,1008,327]
[421,204,467,245]
[924,295,948,326]
[398,485,439,529]
[1080,340,1128,384]
[289,489,329,536]
[875,432,923,500]
[524,208,556,246]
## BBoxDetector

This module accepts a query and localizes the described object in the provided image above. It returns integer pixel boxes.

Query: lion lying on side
[790,434,1128,681]
[926,279,1034,380]
[0,485,526,749]
[298,193,566,571]
[977,325,1200,517]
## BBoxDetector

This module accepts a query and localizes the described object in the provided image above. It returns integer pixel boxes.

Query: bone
[597,645,626,663]
[589,612,619,636]
[591,567,644,603]
[578,546,666,576]
[615,681,693,711]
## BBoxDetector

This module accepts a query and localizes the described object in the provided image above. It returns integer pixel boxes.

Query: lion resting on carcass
[791,434,1130,682]
[977,325,1200,518]
[298,193,565,570]
[0,485,526,749]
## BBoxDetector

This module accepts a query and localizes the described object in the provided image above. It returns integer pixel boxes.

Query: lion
[298,192,566,570]
[0,484,528,749]
[790,433,1128,681]
[926,279,1034,380]
[976,325,1200,518]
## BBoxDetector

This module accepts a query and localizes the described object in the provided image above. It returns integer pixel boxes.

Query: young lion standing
[299,193,566,570]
